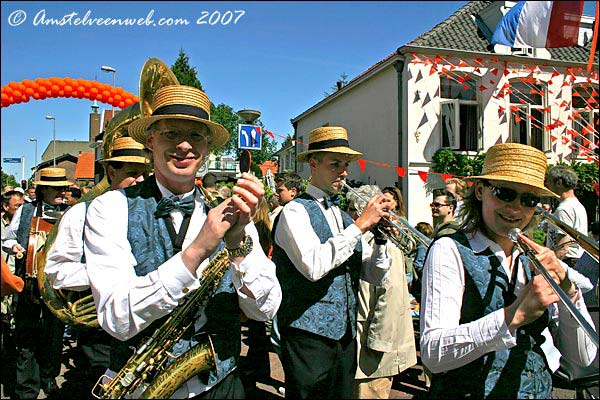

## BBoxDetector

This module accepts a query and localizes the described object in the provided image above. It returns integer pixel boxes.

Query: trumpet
[508,228,599,347]
[340,181,432,251]
[537,206,599,260]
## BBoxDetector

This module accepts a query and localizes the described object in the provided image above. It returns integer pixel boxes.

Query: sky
[1,1,596,181]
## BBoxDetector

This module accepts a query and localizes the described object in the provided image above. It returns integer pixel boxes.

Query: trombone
[537,206,599,261]
[509,228,599,347]
[340,181,432,250]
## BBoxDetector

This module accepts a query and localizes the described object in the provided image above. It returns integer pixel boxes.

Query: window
[572,83,598,158]
[509,80,549,151]
[439,75,480,151]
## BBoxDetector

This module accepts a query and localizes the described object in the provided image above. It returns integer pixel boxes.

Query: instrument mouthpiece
[508,228,522,242]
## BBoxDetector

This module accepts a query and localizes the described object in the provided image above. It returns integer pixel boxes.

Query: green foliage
[568,162,599,193]
[171,49,203,90]
[532,229,547,246]
[2,170,19,190]
[431,149,486,177]
[324,72,350,97]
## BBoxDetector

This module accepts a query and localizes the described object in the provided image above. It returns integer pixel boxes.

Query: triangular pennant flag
[551,134,558,142]
[491,68,499,76]
[435,55,443,64]
[396,167,406,177]
[478,85,487,91]
[429,65,438,75]
[357,159,367,172]
[441,173,453,182]
[422,92,431,106]
[418,113,429,129]
[458,60,468,67]
[265,129,275,139]
[594,183,599,197]
[415,69,423,82]
[418,171,428,183]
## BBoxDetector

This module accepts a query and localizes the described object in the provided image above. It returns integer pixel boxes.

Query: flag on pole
[491,1,584,48]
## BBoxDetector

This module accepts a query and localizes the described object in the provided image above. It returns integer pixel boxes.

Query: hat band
[308,138,350,151]
[110,148,146,158]
[40,175,68,182]
[152,104,209,120]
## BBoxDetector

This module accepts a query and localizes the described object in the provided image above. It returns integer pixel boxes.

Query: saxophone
[92,248,231,399]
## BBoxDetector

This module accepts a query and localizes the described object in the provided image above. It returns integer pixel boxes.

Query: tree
[324,72,349,97]
[431,148,485,177]
[2,170,19,190]
[171,49,203,90]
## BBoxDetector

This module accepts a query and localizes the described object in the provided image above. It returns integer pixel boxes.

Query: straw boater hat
[296,126,362,162]
[99,137,149,164]
[33,167,73,187]
[470,143,558,198]
[128,85,229,151]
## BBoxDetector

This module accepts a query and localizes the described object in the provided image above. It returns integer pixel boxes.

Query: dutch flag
[491,1,584,48]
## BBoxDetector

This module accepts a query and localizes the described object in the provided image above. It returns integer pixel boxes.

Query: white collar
[155,179,196,200]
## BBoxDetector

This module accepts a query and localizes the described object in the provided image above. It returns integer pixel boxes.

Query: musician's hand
[504,274,560,332]
[12,244,25,256]
[518,233,573,294]
[224,173,264,247]
[354,194,391,234]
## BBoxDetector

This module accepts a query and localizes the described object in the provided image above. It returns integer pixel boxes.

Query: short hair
[435,189,457,211]
[547,165,578,190]
[415,222,434,238]
[68,187,82,199]
[3,190,23,206]
[275,173,303,192]
[105,161,125,184]
[445,177,467,196]
[267,194,280,208]
[203,173,218,188]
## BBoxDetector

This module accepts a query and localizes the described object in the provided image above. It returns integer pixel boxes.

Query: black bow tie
[154,196,195,218]
[323,194,341,209]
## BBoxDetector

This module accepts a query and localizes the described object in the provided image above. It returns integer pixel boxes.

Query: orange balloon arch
[1,77,138,108]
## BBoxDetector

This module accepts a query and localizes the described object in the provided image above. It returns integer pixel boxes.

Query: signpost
[2,157,25,182]
[237,124,263,151]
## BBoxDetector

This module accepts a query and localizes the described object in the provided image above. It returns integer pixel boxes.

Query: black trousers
[77,329,112,395]
[14,298,64,399]
[192,368,246,399]
[280,327,356,399]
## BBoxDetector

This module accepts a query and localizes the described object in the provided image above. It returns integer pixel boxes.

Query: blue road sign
[238,124,262,150]
[2,158,21,163]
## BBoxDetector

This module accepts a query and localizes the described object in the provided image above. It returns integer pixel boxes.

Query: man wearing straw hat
[83,81,281,398]
[272,126,393,399]
[419,143,597,398]
[2,167,72,398]
[43,136,150,395]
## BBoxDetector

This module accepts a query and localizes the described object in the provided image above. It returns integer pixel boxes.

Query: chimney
[89,101,101,142]
[336,81,343,90]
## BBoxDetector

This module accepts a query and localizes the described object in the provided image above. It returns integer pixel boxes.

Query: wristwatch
[227,235,253,258]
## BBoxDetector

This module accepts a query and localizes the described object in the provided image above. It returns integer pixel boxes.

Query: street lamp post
[45,115,56,166]
[29,137,38,178]
[101,65,117,118]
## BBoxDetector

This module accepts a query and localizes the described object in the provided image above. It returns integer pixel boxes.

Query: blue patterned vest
[15,202,37,278]
[428,232,552,399]
[109,176,240,388]
[272,193,362,340]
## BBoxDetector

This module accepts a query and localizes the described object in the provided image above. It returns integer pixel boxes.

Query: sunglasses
[430,201,450,208]
[483,182,540,208]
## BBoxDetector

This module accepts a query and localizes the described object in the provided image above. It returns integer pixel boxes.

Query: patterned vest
[110,176,240,388]
[15,202,37,278]
[272,193,362,340]
[428,232,552,399]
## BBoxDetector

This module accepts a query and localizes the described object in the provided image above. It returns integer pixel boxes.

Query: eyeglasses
[430,202,450,208]
[483,182,540,208]
[159,131,208,145]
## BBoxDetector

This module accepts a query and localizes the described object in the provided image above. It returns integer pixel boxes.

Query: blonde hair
[253,197,272,254]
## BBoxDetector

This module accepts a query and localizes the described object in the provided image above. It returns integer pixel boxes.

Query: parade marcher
[64,187,82,207]
[430,189,458,237]
[2,167,71,398]
[202,172,224,204]
[84,81,281,398]
[271,173,303,225]
[420,143,597,399]
[272,126,392,399]
[44,136,150,395]
[348,185,417,399]
[545,165,588,268]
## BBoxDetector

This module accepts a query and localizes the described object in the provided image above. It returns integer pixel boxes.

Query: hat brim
[33,179,73,187]
[99,155,149,164]
[468,173,559,198]
[128,115,230,151]
[296,147,363,163]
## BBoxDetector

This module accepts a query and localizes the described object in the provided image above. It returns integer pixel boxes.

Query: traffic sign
[238,124,262,150]
[2,158,21,163]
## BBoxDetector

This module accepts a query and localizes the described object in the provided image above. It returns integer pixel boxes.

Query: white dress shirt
[2,202,58,252]
[45,202,90,291]
[420,230,597,375]
[273,184,390,285]
[84,180,281,398]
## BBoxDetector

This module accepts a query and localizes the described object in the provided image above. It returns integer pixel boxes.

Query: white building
[291,1,598,225]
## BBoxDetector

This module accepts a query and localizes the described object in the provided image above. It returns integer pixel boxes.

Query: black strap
[153,188,195,253]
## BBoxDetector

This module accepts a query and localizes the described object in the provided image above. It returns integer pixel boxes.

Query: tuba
[37,58,179,330]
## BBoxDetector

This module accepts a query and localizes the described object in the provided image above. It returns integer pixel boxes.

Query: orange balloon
[25,88,34,96]
[118,101,126,108]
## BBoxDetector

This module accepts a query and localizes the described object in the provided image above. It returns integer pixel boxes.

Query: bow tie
[323,194,342,209]
[154,196,195,218]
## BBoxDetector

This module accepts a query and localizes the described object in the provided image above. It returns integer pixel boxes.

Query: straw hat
[33,167,73,187]
[470,143,558,198]
[296,126,362,162]
[100,137,149,164]
[128,85,229,151]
